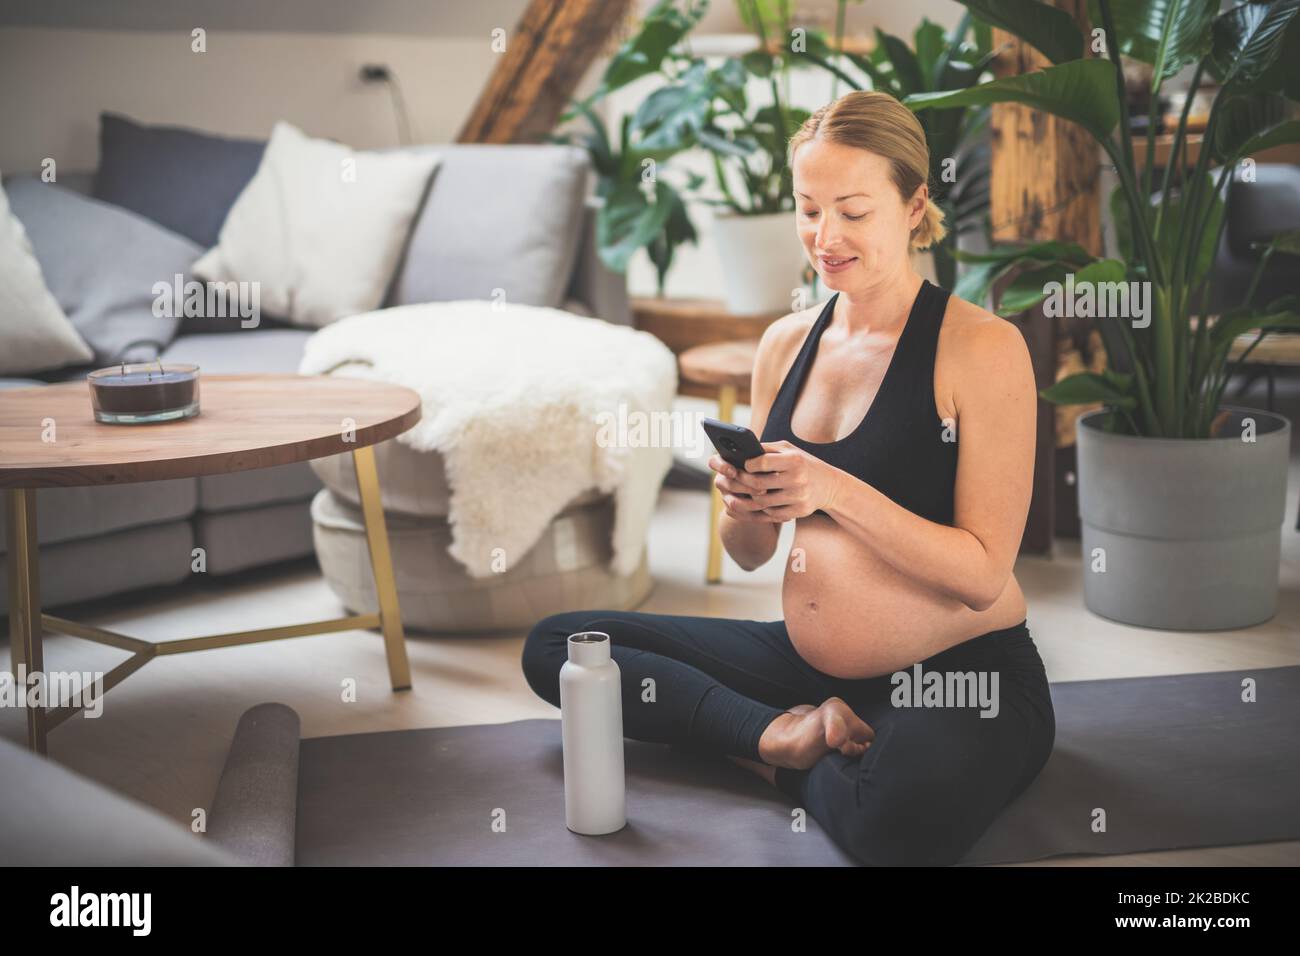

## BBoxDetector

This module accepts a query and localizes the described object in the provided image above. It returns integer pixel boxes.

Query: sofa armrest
[566,197,632,327]
[0,736,238,865]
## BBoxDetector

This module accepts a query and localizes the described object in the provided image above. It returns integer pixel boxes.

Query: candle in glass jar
[88,363,201,424]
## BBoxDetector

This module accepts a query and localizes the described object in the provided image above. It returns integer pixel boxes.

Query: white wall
[0,27,502,172]
[0,0,969,301]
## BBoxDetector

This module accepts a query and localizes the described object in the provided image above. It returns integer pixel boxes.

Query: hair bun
[911,198,948,251]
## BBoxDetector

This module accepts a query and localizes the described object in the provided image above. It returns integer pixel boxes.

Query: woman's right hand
[708,454,779,523]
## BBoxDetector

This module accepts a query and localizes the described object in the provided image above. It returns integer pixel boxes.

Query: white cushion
[193,122,440,328]
[0,177,94,374]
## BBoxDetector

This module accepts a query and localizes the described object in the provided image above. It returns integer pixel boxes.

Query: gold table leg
[706,384,738,585]
[7,489,47,755]
[352,445,412,691]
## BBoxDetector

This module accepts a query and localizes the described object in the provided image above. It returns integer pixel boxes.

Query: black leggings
[521,609,1055,866]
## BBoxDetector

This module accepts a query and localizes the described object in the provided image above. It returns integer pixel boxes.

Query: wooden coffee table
[1,374,422,754]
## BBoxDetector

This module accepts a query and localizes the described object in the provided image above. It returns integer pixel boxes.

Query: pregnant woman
[522,91,1055,866]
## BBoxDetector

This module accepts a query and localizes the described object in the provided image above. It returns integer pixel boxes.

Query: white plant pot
[711,209,803,315]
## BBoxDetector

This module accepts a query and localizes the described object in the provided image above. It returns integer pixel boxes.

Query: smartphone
[701,418,767,471]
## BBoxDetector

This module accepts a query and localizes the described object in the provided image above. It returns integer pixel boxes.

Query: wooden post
[988,0,1101,554]
[457,0,635,144]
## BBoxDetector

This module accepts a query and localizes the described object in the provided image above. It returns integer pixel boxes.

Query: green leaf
[1257,8,1300,100]
[1213,93,1289,160]
[842,49,896,93]
[1074,258,1129,285]
[598,0,701,94]
[1227,117,1300,159]
[1097,0,1218,88]
[996,263,1070,316]
[954,259,1004,306]
[740,49,774,78]
[1209,0,1300,93]
[953,239,1094,265]
[1259,229,1300,257]
[1155,171,1224,290]
[1040,370,1137,408]
[875,28,925,94]
[905,58,1120,142]
[696,126,756,160]
[597,179,675,273]
[913,19,948,90]
[953,0,1085,65]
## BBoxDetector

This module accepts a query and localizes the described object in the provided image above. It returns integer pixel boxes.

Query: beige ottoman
[309,461,653,633]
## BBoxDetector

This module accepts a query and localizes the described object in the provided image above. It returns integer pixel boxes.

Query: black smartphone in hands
[701,418,767,471]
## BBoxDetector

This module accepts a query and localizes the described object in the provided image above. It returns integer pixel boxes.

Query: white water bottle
[559,631,626,835]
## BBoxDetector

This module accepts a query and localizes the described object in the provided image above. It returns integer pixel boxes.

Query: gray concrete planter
[1075,406,1291,630]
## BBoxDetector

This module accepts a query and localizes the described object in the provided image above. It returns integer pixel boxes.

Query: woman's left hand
[741,440,844,521]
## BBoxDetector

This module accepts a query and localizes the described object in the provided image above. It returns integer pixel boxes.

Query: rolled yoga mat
[206,666,1299,866]
[207,702,300,866]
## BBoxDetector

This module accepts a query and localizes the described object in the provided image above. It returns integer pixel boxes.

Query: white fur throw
[299,301,678,578]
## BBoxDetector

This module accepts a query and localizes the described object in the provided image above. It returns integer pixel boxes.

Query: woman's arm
[744,313,1036,611]
[711,315,806,571]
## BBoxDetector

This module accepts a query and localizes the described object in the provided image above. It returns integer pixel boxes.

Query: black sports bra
[759,280,958,523]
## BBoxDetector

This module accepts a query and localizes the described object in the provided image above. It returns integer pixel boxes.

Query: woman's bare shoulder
[940,292,1032,368]
[939,292,1035,410]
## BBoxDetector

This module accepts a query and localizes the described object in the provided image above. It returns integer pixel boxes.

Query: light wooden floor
[3,383,1298,867]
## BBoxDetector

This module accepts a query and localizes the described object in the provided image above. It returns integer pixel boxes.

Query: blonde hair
[788,91,948,251]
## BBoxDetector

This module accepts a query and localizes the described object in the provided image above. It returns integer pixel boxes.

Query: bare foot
[756,698,874,770]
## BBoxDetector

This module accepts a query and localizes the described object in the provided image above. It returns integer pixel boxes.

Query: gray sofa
[0,136,632,616]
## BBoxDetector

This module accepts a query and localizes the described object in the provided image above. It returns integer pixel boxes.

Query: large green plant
[800,12,997,288]
[552,0,991,293]
[904,0,1300,439]
[549,0,708,293]
[551,0,818,292]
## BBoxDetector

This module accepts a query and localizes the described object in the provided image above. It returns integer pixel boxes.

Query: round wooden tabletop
[678,339,760,389]
[0,374,422,488]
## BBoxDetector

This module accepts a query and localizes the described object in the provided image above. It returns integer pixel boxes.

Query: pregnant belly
[781,515,1027,679]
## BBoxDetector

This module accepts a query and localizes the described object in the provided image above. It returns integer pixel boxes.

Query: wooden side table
[1,374,421,754]
[678,339,761,584]
[632,296,783,400]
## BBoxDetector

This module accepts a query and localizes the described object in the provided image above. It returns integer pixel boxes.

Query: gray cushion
[159,328,312,372]
[0,478,196,553]
[5,177,202,363]
[198,462,321,513]
[93,112,265,249]
[0,519,194,612]
[194,500,315,575]
[159,328,320,512]
[1228,164,1300,257]
[389,143,589,309]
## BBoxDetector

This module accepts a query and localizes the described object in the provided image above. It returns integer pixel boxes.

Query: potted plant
[628,0,815,314]
[550,0,709,295]
[554,0,997,309]
[905,0,1300,630]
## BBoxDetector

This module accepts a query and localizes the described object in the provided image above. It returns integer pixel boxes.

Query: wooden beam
[457,0,635,144]
[988,1,1101,555]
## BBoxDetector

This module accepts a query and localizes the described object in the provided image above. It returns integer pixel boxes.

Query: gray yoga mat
[208,702,300,866]
[281,665,1300,866]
